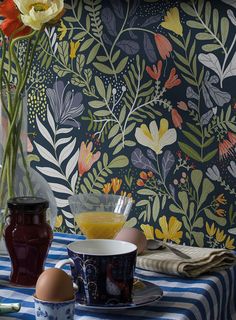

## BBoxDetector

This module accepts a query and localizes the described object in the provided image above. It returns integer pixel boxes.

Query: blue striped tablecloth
[0,232,235,320]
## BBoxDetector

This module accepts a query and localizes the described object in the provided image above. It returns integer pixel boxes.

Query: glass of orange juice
[68,193,133,239]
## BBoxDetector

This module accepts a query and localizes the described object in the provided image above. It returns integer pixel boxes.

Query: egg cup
[34,296,75,320]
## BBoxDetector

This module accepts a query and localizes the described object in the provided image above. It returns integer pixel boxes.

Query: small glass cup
[68,193,133,239]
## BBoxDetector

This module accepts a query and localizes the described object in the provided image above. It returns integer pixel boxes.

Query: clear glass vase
[0,89,57,253]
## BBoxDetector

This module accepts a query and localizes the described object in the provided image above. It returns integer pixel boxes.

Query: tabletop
[0,232,235,320]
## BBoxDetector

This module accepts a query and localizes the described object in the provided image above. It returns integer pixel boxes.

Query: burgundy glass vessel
[4,197,53,287]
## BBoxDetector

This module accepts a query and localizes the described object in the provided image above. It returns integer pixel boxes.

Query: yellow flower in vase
[0,0,65,235]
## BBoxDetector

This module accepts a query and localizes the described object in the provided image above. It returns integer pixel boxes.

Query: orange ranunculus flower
[103,183,111,194]
[154,34,172,60]
[0,0,31,38]
[218,139,234,160]
[78,141,101,177]
[216,194,227,205]
[146,60,163,81]
[111,178,122,194]
[171,108,183,129]
[164,68,181,89]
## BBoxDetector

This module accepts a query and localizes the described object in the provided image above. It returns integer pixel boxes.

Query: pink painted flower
[154,33,173,60]
[78,141,101,177]
[164,68,181,89]
[171,108,183,129]
[228,132,236,145]
[146,60,163,80]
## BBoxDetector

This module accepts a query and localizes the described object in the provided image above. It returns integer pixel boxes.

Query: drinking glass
[68,193,133,239]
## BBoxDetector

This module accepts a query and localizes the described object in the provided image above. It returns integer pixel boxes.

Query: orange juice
[75,211,126,239]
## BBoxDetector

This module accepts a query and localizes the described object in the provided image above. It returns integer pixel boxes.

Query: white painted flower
[135,119,177,155]
[14,0,64,30]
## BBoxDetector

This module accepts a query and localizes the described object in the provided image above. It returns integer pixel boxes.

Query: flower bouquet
[0,0,64,235]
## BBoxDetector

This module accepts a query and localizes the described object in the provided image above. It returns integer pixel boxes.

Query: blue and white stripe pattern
[0,233,235,320]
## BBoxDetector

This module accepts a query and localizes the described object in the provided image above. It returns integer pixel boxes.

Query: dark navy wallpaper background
[16,0,236,248]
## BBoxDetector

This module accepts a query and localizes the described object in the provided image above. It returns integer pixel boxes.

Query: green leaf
[193,217,204,229]
[113,143,123,155]
[205,1,212,26]
[88,100,106,108]
[109,155,129,168]
[87,43,100,64]
[125,123,136,135]
[187,21,204,29]
[76,54,85,73]
[116,57,129,73]
[186,123,202,137]
[93,62,114,75]
[152,196,160,222]
[180,3,196,16]
[182,130,202,147]
[192,231,204,247]
[94,110,110,116]
[119,105,126,124]
[108,124,120,139]
[202,44,222,52]
[80,38,94,52]
[178,142,202,161]
[174,52,189,66]
[137,189,157,196]
[57,41,69,65]
[203,137,214,148]
[213,8,219,35]
[181,74,197,86]
[178,191,189,213]
[175,61,193,77]
[96,56,109,62]
[95,76,106,97]
[169,34,184,49]
[189,202,195,221]
[124,140,136,147]
[195,32,214,41]
[202,149,217,162]
[182,216,190,230]
[191,170,203,195]
[227,122,236,132]
[221,17,229,45]
[199,178,215,208]
[112,50,121,63]
[53,65,70,77]
[109,133,122,148]
[169,204,184,214]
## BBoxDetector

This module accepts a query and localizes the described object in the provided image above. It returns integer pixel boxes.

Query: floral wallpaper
[6,0,236,248]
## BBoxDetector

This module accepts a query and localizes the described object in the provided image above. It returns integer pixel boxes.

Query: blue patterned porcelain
[34,296,75,320]
[55,240,137,306]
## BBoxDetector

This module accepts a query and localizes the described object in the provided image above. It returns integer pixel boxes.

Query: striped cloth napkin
[136,244,236,277]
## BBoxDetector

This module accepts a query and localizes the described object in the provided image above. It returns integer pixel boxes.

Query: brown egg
[115,227,147,254]
[35,268,74,302]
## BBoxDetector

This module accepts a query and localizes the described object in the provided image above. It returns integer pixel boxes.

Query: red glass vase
[4,197,53,287]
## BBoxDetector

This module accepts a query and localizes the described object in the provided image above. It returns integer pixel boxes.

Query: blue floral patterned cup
[55,239,137,306]
[34,296,75,320]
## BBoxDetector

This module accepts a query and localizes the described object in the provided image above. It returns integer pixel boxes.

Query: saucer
[76,279,163,311]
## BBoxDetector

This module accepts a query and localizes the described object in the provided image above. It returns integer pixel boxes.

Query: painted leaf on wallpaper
[14,0,236,248]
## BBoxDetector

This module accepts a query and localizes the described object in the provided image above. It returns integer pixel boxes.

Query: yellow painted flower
[225,236,235,250]
[103,183,111,194]
[161,7,183,36]
[216,194,227,205]
[215,229,226,243]
[54,215,63,228]
[140,224,154,239]
[14,0,64,30]
[206,222,216,237]
[155,216,183,244]
[70,40,80,59]
[111,178,122,194]
[58,20,67,41]
[135,119,177,155]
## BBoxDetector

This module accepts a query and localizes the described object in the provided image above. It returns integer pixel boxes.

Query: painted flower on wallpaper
[164,68,181,89]
[78,141,101,177]
[155,216,183,244]
[206,165,221,181]
[135,119,177,155]
[161,7,183,36]
[14,0,64,30]
[46,80,84,127]
[140,224,154,240]
[146,60,162,80]
[218,139,234,159]
[154,34,173,60]
[171,108,183,129]
[111,178,122,194]
[70,40,80,59]
[228,161,236,178]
